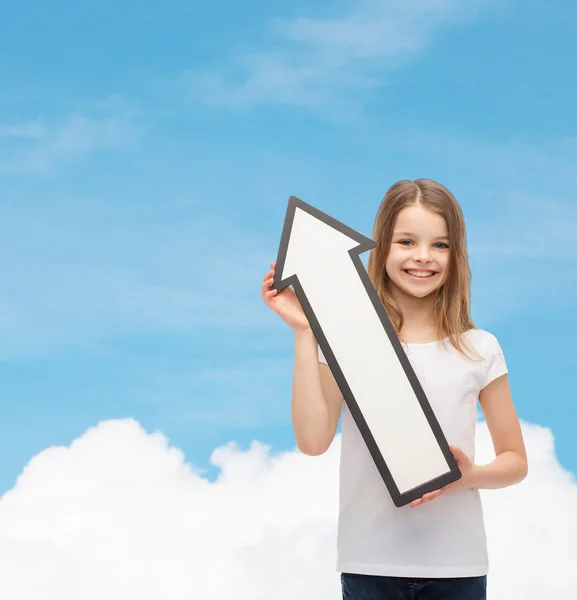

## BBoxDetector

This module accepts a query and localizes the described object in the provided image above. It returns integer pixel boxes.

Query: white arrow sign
[273,196,461,507]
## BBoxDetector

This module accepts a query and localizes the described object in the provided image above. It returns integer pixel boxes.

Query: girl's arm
[475,373,528,488]
[260,261,343,457]
[291,328,344,456]
[411,373,527,507]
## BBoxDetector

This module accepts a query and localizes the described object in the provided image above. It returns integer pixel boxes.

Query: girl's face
[385,204,450,300]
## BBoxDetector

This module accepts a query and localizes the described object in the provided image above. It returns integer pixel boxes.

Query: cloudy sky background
[0,0,576,597]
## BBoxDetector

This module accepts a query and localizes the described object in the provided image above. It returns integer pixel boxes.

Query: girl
[260,179,527,600]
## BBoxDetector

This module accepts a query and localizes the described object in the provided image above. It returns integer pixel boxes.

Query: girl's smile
[403,269,438,280]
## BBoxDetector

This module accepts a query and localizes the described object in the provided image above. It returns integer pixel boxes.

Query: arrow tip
[274,197,377,287]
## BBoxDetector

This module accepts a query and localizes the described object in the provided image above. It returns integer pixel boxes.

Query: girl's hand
[410,446,478,508]
[261,261,312,334]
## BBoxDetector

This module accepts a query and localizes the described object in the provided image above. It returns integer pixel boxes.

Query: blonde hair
[367,179,481,360]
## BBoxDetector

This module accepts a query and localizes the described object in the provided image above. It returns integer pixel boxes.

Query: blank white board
[272,196,461,507]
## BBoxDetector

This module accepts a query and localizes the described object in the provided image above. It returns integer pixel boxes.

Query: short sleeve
[318,344,328,365]
[481,333,508,389]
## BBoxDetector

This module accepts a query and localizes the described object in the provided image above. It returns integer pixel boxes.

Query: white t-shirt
[318,327,508,578]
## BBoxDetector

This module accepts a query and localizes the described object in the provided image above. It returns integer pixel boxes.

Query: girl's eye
[398,240,449,249]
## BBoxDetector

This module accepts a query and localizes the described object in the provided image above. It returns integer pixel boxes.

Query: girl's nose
[414,247,432,262]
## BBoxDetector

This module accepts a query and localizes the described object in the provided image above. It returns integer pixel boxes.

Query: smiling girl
[261,179,527,600]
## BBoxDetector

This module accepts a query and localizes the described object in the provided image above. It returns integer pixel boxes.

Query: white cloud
[0,418,574,598]
[184,0,497,113]
[0,115,137,175]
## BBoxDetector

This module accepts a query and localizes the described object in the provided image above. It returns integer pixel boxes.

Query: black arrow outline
[272,195,461,508]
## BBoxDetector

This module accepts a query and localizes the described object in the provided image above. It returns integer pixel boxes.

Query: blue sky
[0,0,576,497]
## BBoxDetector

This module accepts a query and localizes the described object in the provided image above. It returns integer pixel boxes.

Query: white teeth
[407,270,435,278]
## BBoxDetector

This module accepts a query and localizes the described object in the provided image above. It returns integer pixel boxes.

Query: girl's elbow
[519,456,529,481]
[513,452,528,484]
[297,437,331,456]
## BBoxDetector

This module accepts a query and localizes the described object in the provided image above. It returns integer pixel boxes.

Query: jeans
[341,572,487,600]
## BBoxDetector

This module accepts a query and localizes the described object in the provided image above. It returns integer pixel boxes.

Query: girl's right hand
[261,261,312,334]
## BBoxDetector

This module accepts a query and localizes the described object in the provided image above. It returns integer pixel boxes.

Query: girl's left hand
[410,446,478,508]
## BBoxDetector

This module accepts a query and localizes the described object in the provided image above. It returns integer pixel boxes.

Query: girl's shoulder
[462,327,505,358]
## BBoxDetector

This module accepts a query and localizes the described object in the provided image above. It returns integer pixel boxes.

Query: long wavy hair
[367,179,481,360]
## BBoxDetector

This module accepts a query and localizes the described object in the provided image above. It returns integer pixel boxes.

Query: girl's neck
[393,288,439,343]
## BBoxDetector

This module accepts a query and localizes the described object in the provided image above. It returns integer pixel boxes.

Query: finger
[261,277,274,291]
[261,280,275,299]
[418,489,442,504]
[411,496,427,507]
[263,289,278,301]
[450,445,464,459]
[451,447,470,466]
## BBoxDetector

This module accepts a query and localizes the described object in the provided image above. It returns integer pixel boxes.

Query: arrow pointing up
[273,196,461,508]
